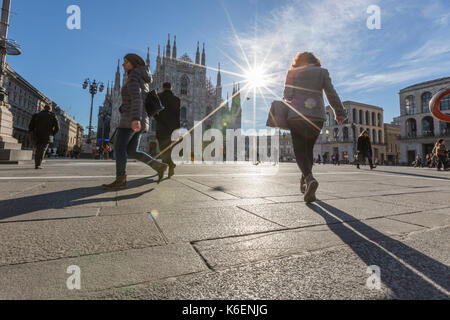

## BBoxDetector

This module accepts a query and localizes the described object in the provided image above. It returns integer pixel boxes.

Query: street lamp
[82,78,104,144]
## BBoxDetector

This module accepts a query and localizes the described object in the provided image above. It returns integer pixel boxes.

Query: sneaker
[304,174,319,203]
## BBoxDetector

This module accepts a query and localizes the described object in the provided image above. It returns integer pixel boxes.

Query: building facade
[4,64,51,149]
[384,123,401,165]
[397,77,450,164]
[109,35,241,154]
[4,64,83,154]
[314,101,386,163]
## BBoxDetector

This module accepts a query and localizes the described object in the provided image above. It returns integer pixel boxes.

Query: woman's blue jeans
[114,128,156,177]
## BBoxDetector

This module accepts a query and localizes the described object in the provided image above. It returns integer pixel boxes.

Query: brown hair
[291,52,321,69]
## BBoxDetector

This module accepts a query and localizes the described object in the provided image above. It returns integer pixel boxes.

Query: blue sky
[6,0,450,131]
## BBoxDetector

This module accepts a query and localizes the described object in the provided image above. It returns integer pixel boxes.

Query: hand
[131,120,141,132]
[336,115,347,125]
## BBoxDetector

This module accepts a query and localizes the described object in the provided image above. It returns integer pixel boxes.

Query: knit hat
[124,53,146,68]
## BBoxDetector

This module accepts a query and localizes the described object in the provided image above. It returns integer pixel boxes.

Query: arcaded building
[314,101,386,163]
[398,77,450,164]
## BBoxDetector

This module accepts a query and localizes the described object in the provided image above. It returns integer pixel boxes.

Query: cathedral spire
[146,47,150,67]
[217,63,221,86]
[156,44,161,68]
[114,59,121,92]
[172,35,177,59]
[166,33,171,58]
[195,41,200,65]
[201,43,206,66]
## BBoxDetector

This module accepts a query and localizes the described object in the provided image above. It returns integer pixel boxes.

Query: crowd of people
[413,139,449,171]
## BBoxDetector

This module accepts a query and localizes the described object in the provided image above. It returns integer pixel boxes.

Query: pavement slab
[151,206,285,243]
[0,213,165,266]
[0,243,208,300]
[193,217,424,270]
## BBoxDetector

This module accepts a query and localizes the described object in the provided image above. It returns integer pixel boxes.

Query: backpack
[144,89,165,118]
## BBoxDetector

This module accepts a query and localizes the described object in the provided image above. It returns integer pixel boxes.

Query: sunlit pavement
[0,159,449,299]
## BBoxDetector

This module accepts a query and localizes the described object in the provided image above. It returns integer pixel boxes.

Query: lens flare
[244,65,270,89]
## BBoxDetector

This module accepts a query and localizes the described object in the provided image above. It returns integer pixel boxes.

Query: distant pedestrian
[155,82,181,179]
[317,154,321,164]
[102,53,168,190]
[356,130,376,170]
[434,139,448,171]
[28,104,59,169]
[283,52,347,203]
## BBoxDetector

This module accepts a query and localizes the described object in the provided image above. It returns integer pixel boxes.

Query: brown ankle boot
[102,175,127,190]
[304,173,318,203]
[147,160,168,184]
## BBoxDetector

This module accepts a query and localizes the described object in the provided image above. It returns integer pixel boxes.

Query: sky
[6,0,450,132]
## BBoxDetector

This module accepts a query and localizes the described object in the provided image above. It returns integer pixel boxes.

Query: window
[359,110,363,124]
[378,130,382,144]
[360,127,363,133]
[353,109,357,123]
[343,127,349,141]
[333,128,339,141]
[406,118,417,138]
[422,117,434,137]
[365,111,370,125]
[377,113,381,127]
[180,75,189,95]
[440,121,450,136]
[371,112,375,126]
[405,95,415,115]
[372,129,377,143]
[421,92,432,113]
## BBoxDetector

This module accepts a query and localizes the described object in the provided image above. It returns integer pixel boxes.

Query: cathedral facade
[107,35,242,154]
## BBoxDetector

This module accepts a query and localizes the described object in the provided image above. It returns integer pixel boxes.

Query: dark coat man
[356,131,375,169]
[28,106,59,169]
[155,82,180,178]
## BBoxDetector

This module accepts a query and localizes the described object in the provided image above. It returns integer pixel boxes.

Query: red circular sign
[430,87,450,122]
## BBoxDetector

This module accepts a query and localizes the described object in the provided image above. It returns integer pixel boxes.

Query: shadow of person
[369,168,450,181]
[0,177,155,221]
[307,200,449,299]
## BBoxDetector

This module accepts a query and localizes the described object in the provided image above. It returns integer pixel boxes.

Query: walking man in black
[155,82,181,178]
[28,104,59,169]
[356,130,376,170]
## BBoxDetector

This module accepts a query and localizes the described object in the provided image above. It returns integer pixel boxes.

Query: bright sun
[244,66,269,89]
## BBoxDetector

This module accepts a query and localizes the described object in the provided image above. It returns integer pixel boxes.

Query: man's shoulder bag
[144,89,165,118]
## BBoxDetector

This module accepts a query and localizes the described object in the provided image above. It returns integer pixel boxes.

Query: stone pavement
[0,160,449,300]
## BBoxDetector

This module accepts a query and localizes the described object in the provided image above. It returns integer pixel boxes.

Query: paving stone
[0,243,208,299]
[388,211,450,228]
[152,206,285,243]
[193,217,423,269]
[0,214,165,266]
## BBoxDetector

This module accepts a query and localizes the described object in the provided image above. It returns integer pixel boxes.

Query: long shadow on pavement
[370,168,450,181]
[0,177,155,221]
[309,200,449,299]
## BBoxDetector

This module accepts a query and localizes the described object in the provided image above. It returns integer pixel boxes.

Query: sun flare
[244,65,270,89]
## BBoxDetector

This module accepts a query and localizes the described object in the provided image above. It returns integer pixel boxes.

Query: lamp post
[82,78,104,145]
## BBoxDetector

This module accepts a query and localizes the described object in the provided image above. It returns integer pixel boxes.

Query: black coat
[357,135,372,155]
[155,90,181,138]
[28,110,59,144]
